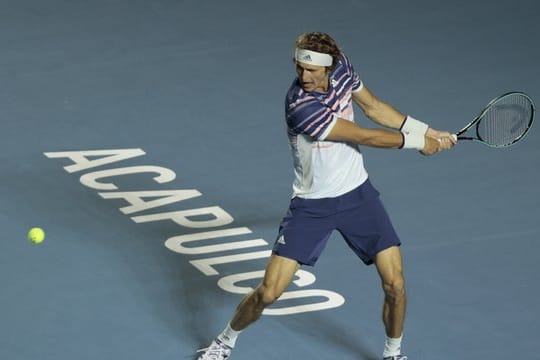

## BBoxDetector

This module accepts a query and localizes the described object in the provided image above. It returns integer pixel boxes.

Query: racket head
[457,92,535,147]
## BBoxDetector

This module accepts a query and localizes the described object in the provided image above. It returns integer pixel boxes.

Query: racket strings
[478,95,533,147]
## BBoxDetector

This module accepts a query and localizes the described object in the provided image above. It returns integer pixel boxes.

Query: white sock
[216,323,242,348]
[382,334,403,358]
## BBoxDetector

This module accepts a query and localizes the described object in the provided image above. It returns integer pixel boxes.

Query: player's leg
[374,246,407,359]
[334,180,406,359]
[196,254,299,360]
[198,195,333,360]
[230,253,300,330]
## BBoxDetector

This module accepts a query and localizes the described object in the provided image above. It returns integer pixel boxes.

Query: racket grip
[451,134,457,142]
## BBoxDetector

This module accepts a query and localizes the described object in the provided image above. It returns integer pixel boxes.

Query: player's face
[295,62,329,93]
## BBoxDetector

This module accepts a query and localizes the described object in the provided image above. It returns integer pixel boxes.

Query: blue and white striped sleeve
[286,98,337,140]
[341,54,363,93]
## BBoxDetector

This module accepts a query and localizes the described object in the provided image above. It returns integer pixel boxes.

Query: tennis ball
[28,227,45,244]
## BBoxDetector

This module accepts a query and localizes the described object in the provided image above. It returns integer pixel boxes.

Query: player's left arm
[352,86,456,147]
[352,86,405,129]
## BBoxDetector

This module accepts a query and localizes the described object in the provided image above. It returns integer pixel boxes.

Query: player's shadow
[283,312,379,360]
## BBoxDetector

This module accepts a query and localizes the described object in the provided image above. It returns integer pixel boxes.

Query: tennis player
[197,32,456,360]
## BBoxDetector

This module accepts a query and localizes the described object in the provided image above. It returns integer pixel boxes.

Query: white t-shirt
[285,53,368,199]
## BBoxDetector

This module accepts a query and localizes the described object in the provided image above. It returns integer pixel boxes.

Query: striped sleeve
[286,97,336,140]
[341,54,363,92]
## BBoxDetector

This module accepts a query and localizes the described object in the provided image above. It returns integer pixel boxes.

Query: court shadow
[283,312,379,360]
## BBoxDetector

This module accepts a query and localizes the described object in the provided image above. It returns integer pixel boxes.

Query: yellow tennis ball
[28,227,45,244]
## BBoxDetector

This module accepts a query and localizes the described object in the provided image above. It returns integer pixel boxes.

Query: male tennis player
[197,32,456,360]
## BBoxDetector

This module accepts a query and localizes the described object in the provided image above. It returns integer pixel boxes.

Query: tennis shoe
[383,355,408,360]
[197,339,232,360]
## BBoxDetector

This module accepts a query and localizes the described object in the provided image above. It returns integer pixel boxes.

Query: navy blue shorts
[273,179,401,266]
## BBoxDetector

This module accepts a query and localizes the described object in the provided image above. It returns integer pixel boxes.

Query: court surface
[1,1,539,359]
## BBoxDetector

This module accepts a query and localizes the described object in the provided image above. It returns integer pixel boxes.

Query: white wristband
[401,132,425,150]
[401,115,429,135]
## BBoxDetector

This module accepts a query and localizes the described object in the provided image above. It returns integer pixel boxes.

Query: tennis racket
[454,91,535,147]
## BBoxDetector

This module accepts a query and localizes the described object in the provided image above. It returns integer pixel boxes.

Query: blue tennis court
[1,1,539,359]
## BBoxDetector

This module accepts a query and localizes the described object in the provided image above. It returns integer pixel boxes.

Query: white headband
[295,48,333,67]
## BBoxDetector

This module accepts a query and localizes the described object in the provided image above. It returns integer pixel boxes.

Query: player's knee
[382,276,406,301]
[255,285,282,306]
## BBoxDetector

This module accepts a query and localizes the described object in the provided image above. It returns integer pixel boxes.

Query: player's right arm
[325,119,441,155]
[287,86,441,155]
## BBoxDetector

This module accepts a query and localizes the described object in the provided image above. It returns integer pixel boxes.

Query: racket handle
[451,134,457,142]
